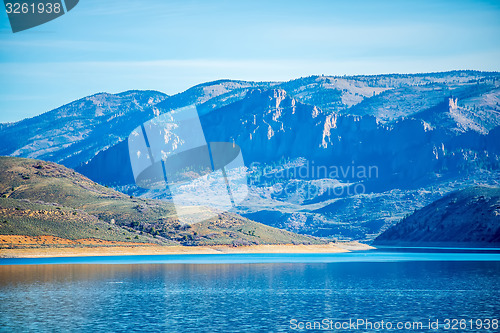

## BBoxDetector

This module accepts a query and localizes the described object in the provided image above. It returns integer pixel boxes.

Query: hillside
[0,157,324,249]
[374,186,500,247]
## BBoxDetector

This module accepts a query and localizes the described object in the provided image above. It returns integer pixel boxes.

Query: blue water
[0,249,499,332]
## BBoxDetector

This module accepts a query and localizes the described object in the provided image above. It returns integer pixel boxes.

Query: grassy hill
[0,156,323,248]
[374,186,500,247]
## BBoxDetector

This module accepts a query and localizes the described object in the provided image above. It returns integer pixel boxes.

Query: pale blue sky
[0,0,499,122]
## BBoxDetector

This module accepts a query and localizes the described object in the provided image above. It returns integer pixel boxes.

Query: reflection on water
[2,248,500,266]
[0,258,499,332]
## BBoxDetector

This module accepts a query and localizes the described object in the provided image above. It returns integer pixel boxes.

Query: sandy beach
[0,239,373,259]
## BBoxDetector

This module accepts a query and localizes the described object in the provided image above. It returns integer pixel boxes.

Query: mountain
[0,90,168,169]
[0,157,324,248]
[1,71,499,242]
[5,71,498,169]
[373,186,500,247]
[0,81,270,172]
[81,82,500,188]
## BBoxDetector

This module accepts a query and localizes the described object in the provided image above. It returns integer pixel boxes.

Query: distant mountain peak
[0,90,169,168]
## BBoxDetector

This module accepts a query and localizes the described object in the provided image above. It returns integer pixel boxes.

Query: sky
[0,0,499,123]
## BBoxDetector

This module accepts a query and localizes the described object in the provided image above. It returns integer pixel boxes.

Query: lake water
[1,248,499,332]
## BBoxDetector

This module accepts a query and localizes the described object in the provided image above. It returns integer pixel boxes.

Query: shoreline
[0,242,374,259]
